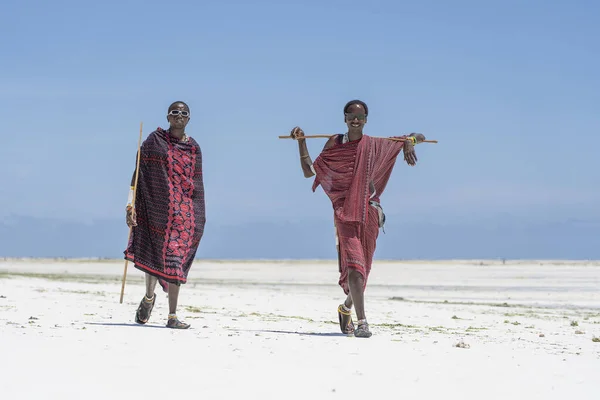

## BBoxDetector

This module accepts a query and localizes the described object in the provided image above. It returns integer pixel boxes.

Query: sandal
[354,319,372,338]
[337,304,355,334]
[135,294,156,324]
[166,315,190,329]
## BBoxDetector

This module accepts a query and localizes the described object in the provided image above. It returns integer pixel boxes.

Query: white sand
[1,259,599,399]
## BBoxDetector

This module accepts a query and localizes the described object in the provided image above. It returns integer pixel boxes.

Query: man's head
[343,99,368,133]
[167,101,190,130]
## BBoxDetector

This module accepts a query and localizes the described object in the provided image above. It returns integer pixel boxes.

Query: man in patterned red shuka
[289,100,426,338]
[124,101,206,329]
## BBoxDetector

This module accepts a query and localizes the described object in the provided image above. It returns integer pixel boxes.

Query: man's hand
[403,140,417,166]
[402,133,425,166]
[290,126,305,140]
[126,206,137,228]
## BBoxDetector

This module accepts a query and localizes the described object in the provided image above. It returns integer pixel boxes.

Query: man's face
[345,104,367,131]
[167,103,190,129]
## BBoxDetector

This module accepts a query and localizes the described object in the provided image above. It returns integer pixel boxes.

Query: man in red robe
[290,99,425,338]
[124,101,206,329]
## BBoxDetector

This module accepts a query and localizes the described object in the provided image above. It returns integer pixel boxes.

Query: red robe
[312,134,404,294]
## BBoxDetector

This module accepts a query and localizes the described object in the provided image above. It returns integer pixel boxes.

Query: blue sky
[0,0,599,259]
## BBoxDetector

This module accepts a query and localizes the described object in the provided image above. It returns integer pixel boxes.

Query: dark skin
[125,102,190,315]
[290,103,426,323]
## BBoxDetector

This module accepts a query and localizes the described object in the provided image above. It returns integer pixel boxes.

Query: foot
[135,294,156,324]
[354,319,372,338]
[338,304,355,334]
[166,315,190,329]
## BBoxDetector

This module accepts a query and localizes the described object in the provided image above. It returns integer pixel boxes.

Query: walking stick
[278,134,438,143]
[119,122,143,304]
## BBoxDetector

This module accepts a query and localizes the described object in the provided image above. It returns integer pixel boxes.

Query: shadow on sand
[85,322,167,329]
[244,329,348,337]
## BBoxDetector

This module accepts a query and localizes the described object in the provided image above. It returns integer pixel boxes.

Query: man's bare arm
[290,127,337,178]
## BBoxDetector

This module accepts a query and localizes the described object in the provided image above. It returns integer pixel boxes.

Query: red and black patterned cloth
[124,127,205,291]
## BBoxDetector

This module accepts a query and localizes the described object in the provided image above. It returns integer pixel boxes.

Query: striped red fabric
[312,135,404,294]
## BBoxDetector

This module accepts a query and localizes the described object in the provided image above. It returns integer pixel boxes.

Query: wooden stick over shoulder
[278,134,438,143]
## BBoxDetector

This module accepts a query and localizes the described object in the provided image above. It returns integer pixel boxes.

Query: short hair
[168,101,190,112]
[343,99,368,116]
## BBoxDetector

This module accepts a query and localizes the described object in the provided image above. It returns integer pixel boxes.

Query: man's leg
[145,273,158,298]
[168,282,180,315]
[337,236,355,334]
[135,273,158,324]
[338,238,353,310]
[347,207,379,338]
[338,292,355,334]
[338,293,354,334]
[344,293,353,309]
[166,283,190,329]
[347,269,365,320]
[347,268,371,338]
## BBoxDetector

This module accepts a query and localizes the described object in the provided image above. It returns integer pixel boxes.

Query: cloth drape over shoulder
[312,135,403,294]
[124,128,206,290]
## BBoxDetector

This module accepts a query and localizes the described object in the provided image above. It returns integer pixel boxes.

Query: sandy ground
[1,259,599,399]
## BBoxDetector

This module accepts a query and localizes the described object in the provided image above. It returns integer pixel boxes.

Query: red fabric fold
[312,135,404,294]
